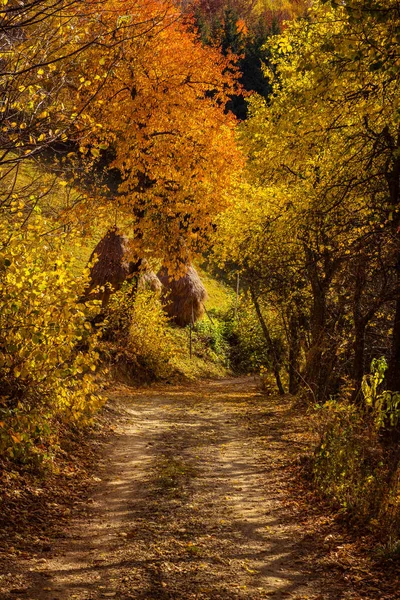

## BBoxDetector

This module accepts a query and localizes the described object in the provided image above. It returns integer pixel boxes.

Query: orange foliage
[236,18,249,35]
[73,0,242,267]
[0,0,241,267]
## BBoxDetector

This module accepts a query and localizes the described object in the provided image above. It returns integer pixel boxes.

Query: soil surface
[0,378,398,600]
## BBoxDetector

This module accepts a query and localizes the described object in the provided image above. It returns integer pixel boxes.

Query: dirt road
[0,378,369,599]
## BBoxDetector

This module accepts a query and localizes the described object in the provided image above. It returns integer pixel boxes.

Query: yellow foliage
[0,213,102,464]
[104,282,231,381]
[128,289,178,380]
[0,0,242,269]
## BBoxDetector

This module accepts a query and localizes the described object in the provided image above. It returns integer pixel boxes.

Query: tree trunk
[304,278,327,401]
[352,321,367,399]
[288,314,301,395]
[351,260,367,399]
[387,286,400,390]
[250,287,285,396]
[385,129,400,389]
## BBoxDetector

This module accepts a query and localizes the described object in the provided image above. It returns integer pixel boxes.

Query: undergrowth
[102,284,231,382]
[0,215,103,472]
[312,363,400,551]
[101,270,281,382]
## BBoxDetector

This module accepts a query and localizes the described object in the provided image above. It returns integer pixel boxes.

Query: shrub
[192,317,231,365]
[313,380,400,545]
[0,215,102,468]
[104,283,233,381]
[226,294,274,374]
[104,285,178,380]
[313,401,387,521]
[128,289,178,379]
[361,357,400,429]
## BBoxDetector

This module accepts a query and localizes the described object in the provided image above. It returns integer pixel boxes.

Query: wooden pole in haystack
[203,305,215,326]
[189,301,194,359]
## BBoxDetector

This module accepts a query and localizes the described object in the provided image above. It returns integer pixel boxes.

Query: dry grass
[84,228,138,307]
[158,265,207,326]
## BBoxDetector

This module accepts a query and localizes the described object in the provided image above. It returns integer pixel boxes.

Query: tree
[0,0,242,268]
[213,0,400,399]
[0,0,243,461]
[180,0,311,117]
[71,0,241,266]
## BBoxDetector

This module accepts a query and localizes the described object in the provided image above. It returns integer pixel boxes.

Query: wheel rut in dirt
[1,378,347,600]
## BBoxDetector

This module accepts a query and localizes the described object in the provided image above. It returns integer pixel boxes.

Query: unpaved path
[0,378,370,599]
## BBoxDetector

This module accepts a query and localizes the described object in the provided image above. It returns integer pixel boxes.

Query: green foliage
[172,338,230,380]
[361,358,400,428]
[314,401,384,519]
[104,283,230,382]
[192,318,231,365]
[228,293,278,374]
[182,283,276,375]
[361,357,388,408]
[0,215,102,468]
[313,358,400,542]
[313,398,400,543]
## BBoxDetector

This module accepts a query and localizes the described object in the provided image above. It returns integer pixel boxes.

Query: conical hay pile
[158,265,207,327]
[85,228,138,306]
[138,270,162,294]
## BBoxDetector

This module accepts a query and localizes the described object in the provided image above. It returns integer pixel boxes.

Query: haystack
[84,227,138,307]
[158,265,207,326]
[138,269,162,295]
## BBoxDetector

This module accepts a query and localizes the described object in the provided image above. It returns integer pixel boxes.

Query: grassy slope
[198,266,235,314]
[5,160,235,380]
[165,267,235,380]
